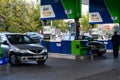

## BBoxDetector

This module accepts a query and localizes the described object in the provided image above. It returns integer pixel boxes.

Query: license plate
[99,49,105,51]
[33,55,42,58]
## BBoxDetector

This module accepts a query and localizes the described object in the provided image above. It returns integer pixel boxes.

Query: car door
[0,34,11,57]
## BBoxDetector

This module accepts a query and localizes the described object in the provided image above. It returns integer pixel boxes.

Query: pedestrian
[111,31,120,59]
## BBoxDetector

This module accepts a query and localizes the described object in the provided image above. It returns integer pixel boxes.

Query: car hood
[12,44,44,50]
[89,41,103,44]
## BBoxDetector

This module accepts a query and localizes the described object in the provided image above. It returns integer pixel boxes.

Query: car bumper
[91,48,106,54]
[17,52,48,62]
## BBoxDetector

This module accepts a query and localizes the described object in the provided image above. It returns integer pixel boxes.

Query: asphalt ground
[0,52,120,80]
[76,67,120,80]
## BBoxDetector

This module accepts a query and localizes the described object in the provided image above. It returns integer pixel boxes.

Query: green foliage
[80,13,90,32]
[47,20,67,32]
[52,20,67,31]
[0,0,42,33]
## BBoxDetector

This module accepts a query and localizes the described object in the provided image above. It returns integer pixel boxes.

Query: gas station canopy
[89,0,120,24]
[40,0,81,20]
[40,0,120,24]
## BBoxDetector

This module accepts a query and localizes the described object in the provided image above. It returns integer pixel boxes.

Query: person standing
[111,31,120,59]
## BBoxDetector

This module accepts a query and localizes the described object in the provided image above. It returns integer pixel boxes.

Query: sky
[82,4,89,15]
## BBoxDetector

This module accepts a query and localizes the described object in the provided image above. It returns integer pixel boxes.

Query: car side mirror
[3,41,9,45]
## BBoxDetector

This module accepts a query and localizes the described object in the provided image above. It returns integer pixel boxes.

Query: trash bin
[71,40,88,55]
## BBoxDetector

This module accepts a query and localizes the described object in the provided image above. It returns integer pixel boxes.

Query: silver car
[0,33,48,66]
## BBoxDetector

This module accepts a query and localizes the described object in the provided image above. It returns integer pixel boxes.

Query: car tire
[9,54,20,66]
[37,60,46,65]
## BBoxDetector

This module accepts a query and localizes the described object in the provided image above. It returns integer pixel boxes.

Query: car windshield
[82,36,94,41]
[6,34,35,44]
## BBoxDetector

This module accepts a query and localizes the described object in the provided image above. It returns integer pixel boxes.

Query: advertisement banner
[43,26,51,34]
[51,27,56,35]
[89,0,120,24]
[89,12,103,23]
[41,5,55,18]
[40,0,81,20]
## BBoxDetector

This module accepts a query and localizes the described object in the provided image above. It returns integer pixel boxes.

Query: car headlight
[14,48,29,53]
[18,50,29,53]
[90,45,95,48]
[41,49,47,53]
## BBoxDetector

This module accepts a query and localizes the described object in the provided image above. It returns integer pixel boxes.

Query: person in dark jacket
[111,31,120,59]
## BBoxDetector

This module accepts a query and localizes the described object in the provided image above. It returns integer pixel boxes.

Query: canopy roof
[89,0,120,24]
[40,0,120,23]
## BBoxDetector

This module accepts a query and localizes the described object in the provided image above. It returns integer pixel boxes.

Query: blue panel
[107,40,113,49]
[41,0,61,5]
[40,40,44,46]
[61,40,71,54]
[89,0,113,24]
[50,42,61,53]
[43,41,50,52]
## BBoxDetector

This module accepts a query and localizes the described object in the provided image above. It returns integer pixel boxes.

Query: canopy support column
[75,18,80,40]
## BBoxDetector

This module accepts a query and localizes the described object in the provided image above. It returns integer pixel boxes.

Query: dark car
[0,33,48,66]
[82,35,106,56]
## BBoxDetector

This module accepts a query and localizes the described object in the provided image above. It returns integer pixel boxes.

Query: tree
[47,20,67,32]
[52,20,67,32]
[80,13,90,32]
[32,4,43,31]
[0,0,42,33]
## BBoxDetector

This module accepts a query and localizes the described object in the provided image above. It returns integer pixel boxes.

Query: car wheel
[37,60,46,65]
[9,54,20,66]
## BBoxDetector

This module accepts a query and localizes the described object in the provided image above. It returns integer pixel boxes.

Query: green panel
[71,40,87,55]
[79,41,87,55]
[105,0,120,23]
[61,0,81,18]
[80,49,87,55]
[71,40,80,55]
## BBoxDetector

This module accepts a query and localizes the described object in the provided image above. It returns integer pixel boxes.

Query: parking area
[0,52,120,80]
